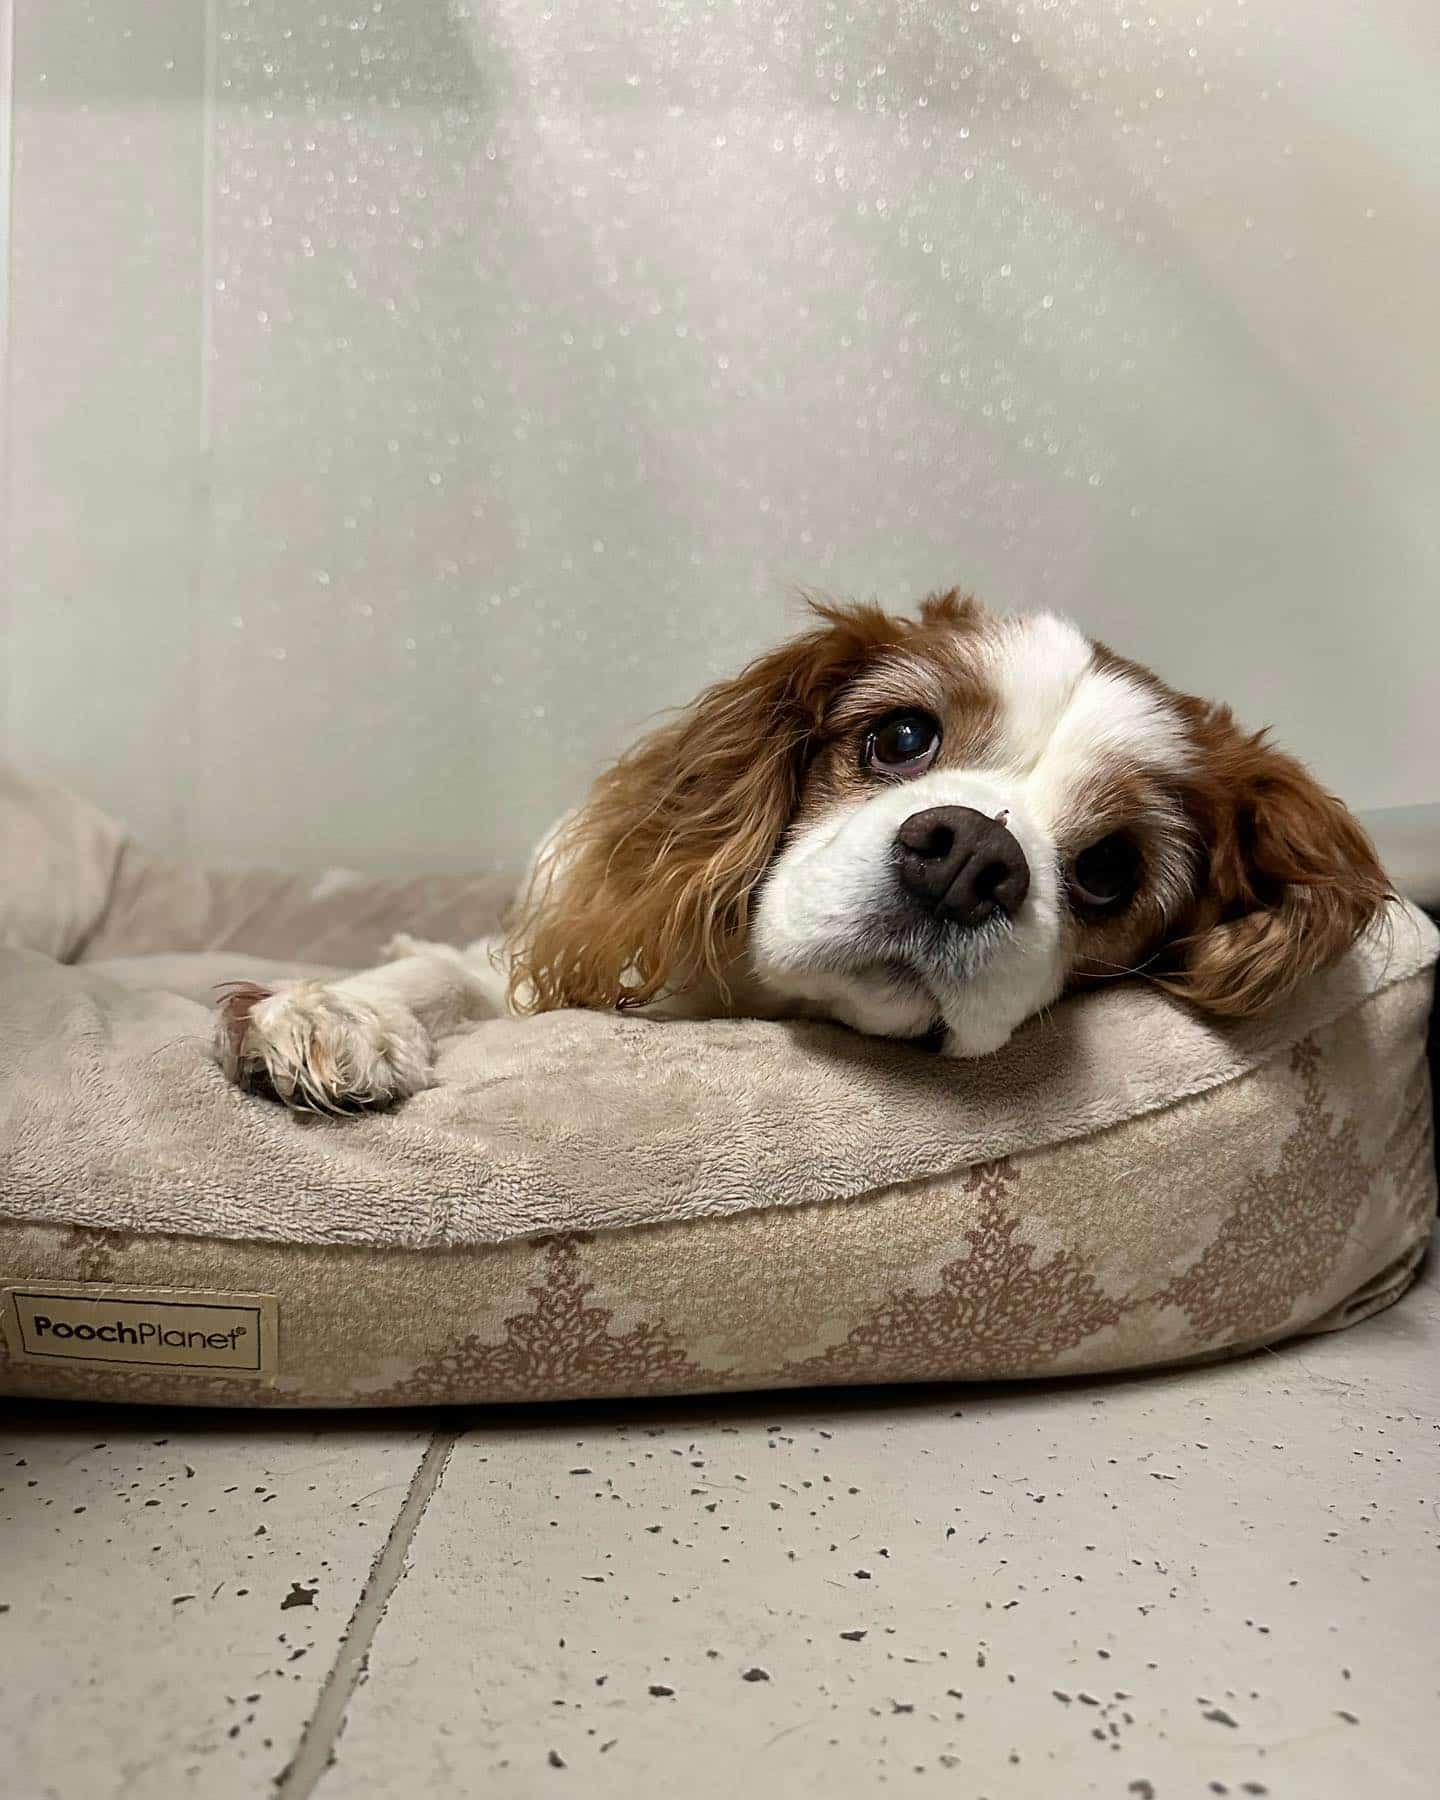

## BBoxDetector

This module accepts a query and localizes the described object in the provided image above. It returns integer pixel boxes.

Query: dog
[215,591,1389,1112]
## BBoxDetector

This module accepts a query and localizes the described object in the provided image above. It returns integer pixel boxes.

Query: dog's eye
[1069,832,1142,910]
[862,710,942,777]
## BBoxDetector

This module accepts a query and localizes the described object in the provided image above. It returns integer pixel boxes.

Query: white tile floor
[4,1239,1438,1800]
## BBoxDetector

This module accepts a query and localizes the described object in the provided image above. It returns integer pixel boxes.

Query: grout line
[275,1425,462,1798]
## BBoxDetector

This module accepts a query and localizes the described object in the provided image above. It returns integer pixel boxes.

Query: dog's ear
[508,601,903,1012]
[1158,705,1390,1018]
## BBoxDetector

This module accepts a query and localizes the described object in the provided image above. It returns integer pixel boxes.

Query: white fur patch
[985,613,1095,775]
[986,615,1191,815]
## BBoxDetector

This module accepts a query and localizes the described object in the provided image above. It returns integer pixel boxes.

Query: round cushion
[1,768,1435,1407]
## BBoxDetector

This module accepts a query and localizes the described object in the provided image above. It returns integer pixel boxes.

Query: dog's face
[511,593,1388,1054]
[745,604,1201,1054]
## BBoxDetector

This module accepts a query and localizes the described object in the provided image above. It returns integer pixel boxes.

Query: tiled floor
[4,1242,1438,1800]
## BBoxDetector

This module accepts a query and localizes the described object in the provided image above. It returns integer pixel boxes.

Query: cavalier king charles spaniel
[216,591,1390,1112]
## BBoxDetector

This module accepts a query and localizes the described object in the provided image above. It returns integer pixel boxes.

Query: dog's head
[509,593,1389,1054]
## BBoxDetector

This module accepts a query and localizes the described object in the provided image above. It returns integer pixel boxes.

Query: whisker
[1080,949,1168,981]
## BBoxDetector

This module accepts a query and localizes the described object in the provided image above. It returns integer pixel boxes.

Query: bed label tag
[2,1284,279,1376]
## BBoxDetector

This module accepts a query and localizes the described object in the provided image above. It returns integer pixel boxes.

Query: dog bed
[1,763,1435,1408]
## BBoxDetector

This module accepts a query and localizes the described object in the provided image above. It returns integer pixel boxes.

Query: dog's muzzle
[893,805,1031,928]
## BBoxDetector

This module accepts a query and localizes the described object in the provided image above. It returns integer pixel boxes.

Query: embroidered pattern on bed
[378,1235,712,1405]
[775,1160,1137,1385]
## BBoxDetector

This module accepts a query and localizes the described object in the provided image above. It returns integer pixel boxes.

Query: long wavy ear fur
[506,600,925,1012]
[1158,703,1391,1017]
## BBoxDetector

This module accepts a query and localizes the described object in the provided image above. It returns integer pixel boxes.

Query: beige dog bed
[1,764,1435,1408]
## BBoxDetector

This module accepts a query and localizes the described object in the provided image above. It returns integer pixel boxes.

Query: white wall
[3,0,1438,876]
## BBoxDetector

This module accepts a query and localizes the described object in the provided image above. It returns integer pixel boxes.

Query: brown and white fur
[215,592,1389,1112]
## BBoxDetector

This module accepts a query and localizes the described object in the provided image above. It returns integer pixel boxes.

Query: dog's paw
[213,980,433,1113]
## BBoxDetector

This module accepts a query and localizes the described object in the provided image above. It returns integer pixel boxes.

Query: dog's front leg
[213,938,508,1113]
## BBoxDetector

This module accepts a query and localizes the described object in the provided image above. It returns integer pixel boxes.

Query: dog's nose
[895,805,1030,926]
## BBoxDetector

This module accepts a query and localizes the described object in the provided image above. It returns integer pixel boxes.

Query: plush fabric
[0,762,1435,1408]
[0,764,128,962]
